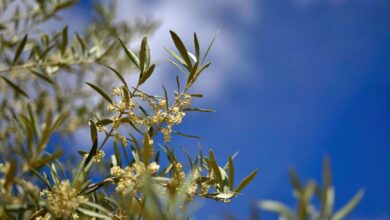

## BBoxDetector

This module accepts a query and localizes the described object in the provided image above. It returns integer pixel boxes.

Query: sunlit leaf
[119,38,140,69]
[228,156,234,190]
[234,170,258,194]
[258,200,296,220]
[332,190,365,220]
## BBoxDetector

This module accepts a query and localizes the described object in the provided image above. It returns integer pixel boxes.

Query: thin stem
[0,60,96,74]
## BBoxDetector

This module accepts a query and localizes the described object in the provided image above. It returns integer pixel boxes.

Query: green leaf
[165,47,187,68]
[81,201,111,214]
[139,64,155,85]
[323,156,332,190]
[143,133,153,166]
[198,62,211,75]
[194,32,200,61]
[114,141,122,167]
[30,168,52,190]
[96,118,113,126]
[12,34,27,64]
[234,170,258,194]
[258,200,296,220]
[1,76,29,98]
[180,147,193,169]
[287,167,303,192]
[51,111,68,131]
[209,150,224,190]
[31,150,63,169]
[4,159,16,191]
[85,120,98,166]
[29,70,55,85]
[187,61,199,87]
[139,36,149,72]
[119,38,140,69]
[202,31,219,63]
[37,109,53,152]
[169,30,193,70]
[60,26,68,55]
[76,32,86,54]
[77,208,110,219]
[332,190,365,220]
[162,85,169,111]
[85,82,113,104]
[322,187,335,218]
[183,107,215,113]
[105,65,128,88]
[228,156,234,190]
[172,131,201,139]
[168,59,186,76]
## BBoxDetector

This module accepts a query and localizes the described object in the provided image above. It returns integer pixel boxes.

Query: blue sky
[67,0,390,219]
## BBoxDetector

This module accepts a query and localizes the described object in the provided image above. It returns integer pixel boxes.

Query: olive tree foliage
[0,0,257,219]
[258,158,364,220]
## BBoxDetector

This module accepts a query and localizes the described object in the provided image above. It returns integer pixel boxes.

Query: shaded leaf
[85,82,113,104]
[183,107,215,113]
[202,31,219,63]
[170,30,192,69]
[194,32,200,60]
[12,34,28,64]
[105,65,128,88]
[1,76,29,98]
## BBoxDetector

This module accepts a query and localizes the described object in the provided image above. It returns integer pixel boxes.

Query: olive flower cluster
[105,86,192,143]
[40,180,87,219]
[166,162,199,203]
[110,162,160,196]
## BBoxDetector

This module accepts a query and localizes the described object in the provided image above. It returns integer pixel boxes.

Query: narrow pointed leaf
[76,33,86,54]
[332,190,365,220]
[209,150,224,189]
[194,32,200,60]
[228,156,234,190]
[165,47,187,68]
[12,34,27,64]
[235,170,258,194]
[139,64,155,85]
[202,31,219,63]
[60,26,68,55]
[114,142,122,167]
[85,82,113,104]
[259,200,297,220]
[105,65,128,88]
[183,107,215,113]
[172,131,201,139]
[170,30,192,69]
[1,76,29,98]
[119,38,140,69]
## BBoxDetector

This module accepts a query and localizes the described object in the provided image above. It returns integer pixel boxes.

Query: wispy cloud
[115,0,260,99]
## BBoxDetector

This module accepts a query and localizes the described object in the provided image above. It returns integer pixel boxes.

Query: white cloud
[115,0,259,100]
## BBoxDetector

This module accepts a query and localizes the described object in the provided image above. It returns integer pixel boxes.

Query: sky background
[62,0,390,219]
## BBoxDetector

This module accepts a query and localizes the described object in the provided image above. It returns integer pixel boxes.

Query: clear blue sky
[71,1,390,219]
